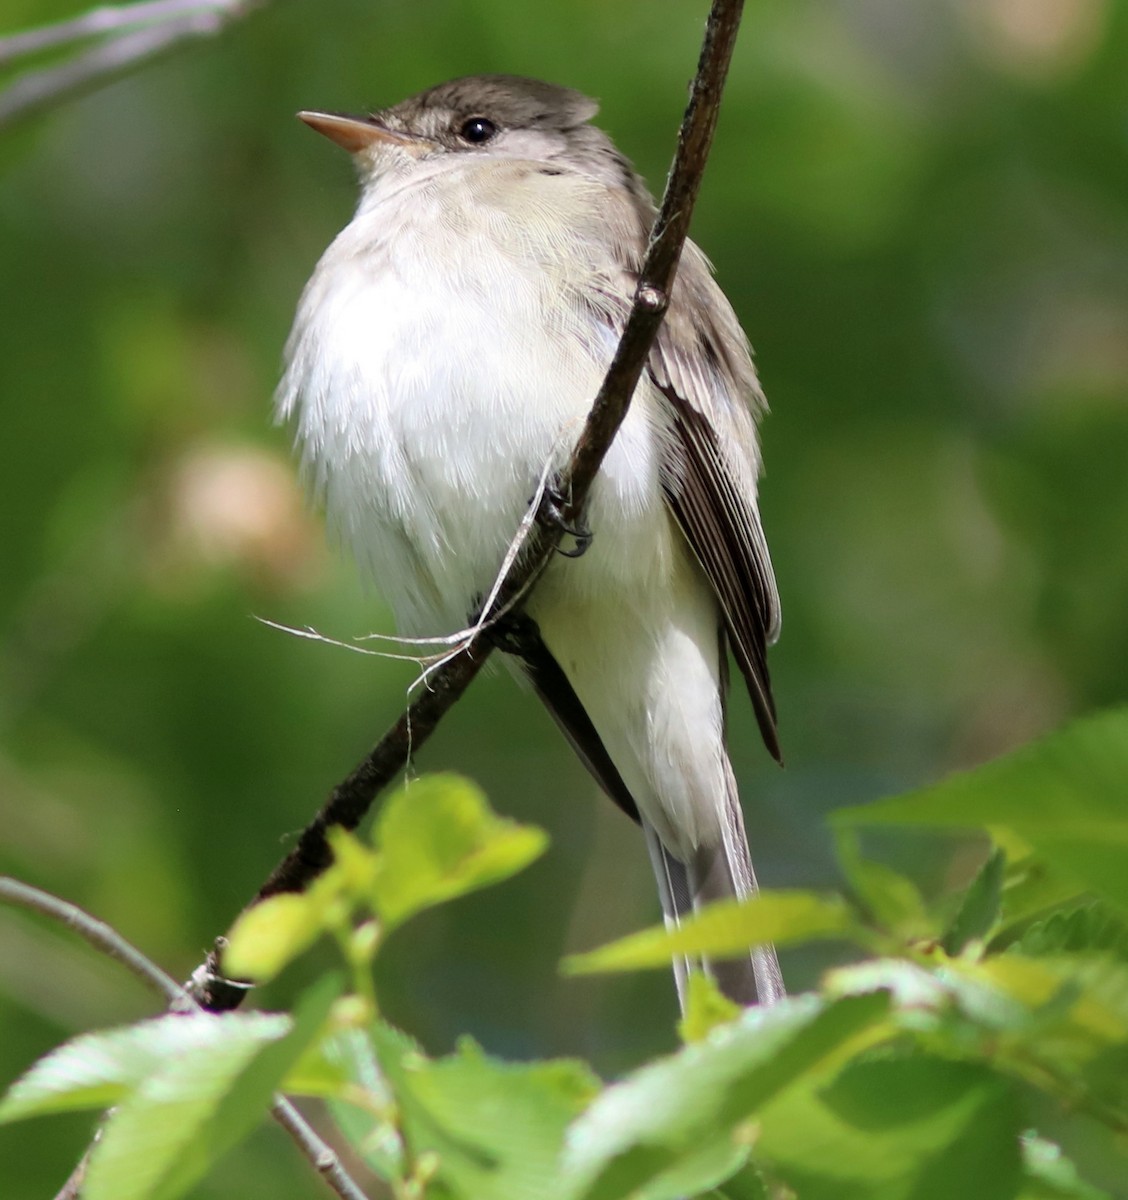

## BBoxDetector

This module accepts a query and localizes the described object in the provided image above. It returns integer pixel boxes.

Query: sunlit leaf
[0,1012,289,1124]
[326,826,380,894]
[84,979,339,1200]
[559,992,892,1200]
[369,1022,598,1200]
[995,849,1090,947]
[223,840,371,982]
[223,892,327,983]
[371,774,547,930]
[564,891,855,976]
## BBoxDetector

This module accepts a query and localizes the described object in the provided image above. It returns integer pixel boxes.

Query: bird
[277,74,785,1008]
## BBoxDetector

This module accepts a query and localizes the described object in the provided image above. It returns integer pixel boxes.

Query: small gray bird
[278,75,785,1008]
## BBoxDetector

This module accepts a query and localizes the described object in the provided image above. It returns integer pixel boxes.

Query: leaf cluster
[6,715,1128,1199]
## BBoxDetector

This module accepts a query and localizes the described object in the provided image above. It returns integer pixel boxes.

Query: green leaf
[304,1027,406,1185]
[223,833,380,982]
[825,959,955,1017]
[756,1052,1024,1200]
[836,829,935,940]
[371,774,548,931]
[995,845,1090,947]
[564,891,855,976]
[84,979,339,1200]
[678,973,742,1044]
[835,709,1128,914]
[369,1022,598,1200]
[0,1012,290,1123]
[943,848,1006,955]
[0,979,340,1200]
[559,991,892,1200]
[1007,901,1128,962]
[223,892,328,983]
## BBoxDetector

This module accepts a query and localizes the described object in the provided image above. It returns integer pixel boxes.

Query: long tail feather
[514,630,783,1010]
[645,762,785,1009]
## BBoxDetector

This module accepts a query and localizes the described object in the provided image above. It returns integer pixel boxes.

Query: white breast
[278,160,674,636]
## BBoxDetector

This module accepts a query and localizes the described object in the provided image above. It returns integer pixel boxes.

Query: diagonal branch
[0,877,371,1200]
[0,0,266,130]
[192,0,748,1011]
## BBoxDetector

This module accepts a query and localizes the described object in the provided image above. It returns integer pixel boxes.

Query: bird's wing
[570,181,781,759]
[507,623,640,823]
[647,243,782,761]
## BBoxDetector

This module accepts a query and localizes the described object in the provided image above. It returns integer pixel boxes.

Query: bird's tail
[642,762,785,1010]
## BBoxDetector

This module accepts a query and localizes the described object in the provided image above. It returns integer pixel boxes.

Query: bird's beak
[297,111,432,156]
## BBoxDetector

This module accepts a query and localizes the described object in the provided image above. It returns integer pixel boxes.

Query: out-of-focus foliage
[1,0,1126,1196]
[8,716,1128,1199]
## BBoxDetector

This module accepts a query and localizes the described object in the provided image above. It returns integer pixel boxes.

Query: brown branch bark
[192,0,748,1012]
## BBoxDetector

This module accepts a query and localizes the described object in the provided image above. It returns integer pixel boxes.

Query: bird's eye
[458,116,498,144]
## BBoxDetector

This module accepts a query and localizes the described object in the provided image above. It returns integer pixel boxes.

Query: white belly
[278,183,672,636]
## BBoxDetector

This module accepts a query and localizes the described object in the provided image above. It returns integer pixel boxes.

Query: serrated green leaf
[1008,902,1128,962]
[835,709,1128,914]
[944,848,1005,955]
[559,991,892,1200]
[371,774,547,931]
[679,973,742,1044]
[368,1022,598,1200]
[756,1052,1023,1200]
[83,979,337,1200]
[995,851,1089,947]
[941,954,1128,1127]
[564,891,855,976]
[83,1027,275,1200]
[0,1012,289,1123]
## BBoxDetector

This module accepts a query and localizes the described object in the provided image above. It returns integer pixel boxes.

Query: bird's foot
[535,481,592,558]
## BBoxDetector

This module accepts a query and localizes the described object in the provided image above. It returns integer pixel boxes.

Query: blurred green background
[2,0,1126,1195]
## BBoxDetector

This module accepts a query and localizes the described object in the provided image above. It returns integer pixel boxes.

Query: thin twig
[272,1097,372,1200]
[0,875,189,1005]
[192,0,748,1011]
[0,877,372,1200]
[0,0,264,129]
[0,0,231,63]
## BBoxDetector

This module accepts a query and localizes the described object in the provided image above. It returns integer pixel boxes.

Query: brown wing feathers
[657,387,782,762]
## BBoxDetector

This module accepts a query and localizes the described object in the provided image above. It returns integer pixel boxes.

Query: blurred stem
[0,0,236,61]
[0,875,189,1005]
[333,919,380,1019]
[0,0,267,129]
